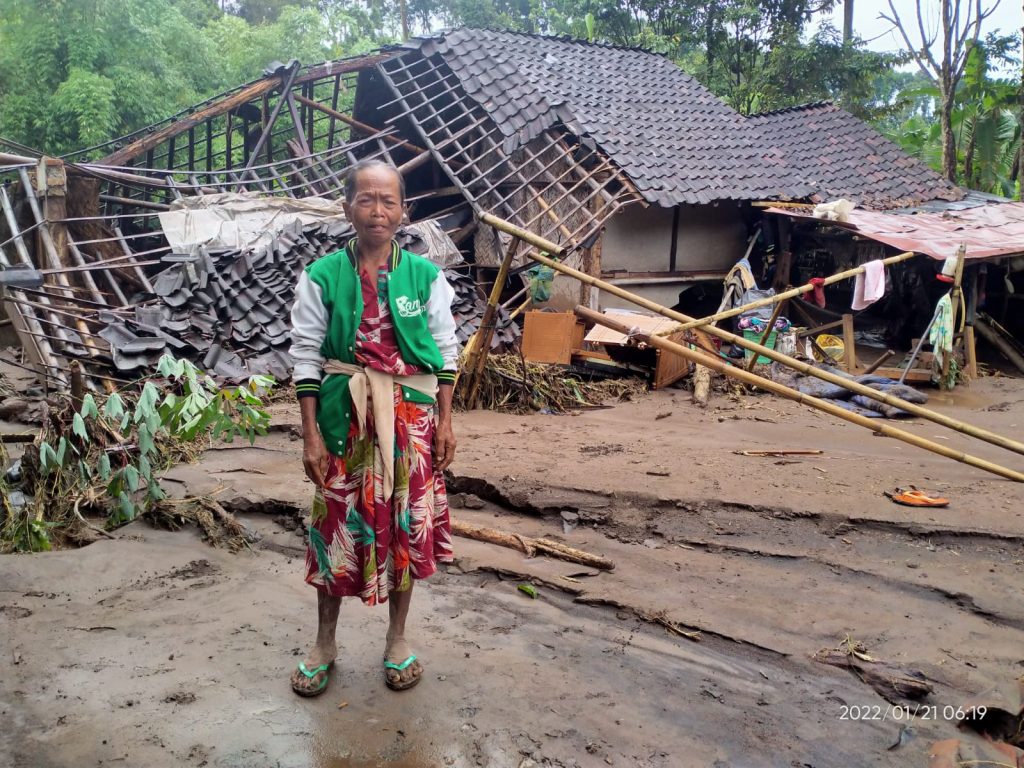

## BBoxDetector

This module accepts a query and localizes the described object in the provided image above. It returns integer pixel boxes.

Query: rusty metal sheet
[766,201,1024,261]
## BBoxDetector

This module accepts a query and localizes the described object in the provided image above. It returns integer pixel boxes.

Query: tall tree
[1018,0,1023,198]
[881,0,1001,181]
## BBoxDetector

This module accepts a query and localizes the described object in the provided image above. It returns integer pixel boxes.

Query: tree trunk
[843,0,854,43]
[1019,21,1023,199]
[705,4,716,85]
[963,121,976,185]
[941,92,957,182]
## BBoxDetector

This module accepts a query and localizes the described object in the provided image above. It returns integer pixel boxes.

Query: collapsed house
[2,28,1023,393]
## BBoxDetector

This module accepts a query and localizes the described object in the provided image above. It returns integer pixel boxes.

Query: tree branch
[915,0,942,73]
[882,1,937,81]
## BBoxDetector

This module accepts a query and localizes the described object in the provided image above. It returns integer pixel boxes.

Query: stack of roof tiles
[413,29,963,210]
[98,219,518,381]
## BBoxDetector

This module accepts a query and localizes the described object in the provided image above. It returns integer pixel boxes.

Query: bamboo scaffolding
[478,212,1024,460]
[576,306,1024,483]
[659,250,918,334]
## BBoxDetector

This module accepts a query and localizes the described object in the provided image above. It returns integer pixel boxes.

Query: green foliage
[0,0,352,154]
[1,355,273,552]
[880,37,1022,197]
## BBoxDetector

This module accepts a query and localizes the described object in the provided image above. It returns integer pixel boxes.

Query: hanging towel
[808,277,827,308]
[852,260,886,310]
[927,294,954,369]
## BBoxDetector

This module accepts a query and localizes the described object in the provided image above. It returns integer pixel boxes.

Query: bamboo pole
[661,250,917,334]
[293,94,426,156]
[745,297,787,373]
[576,306,1024,483]
[477,212,1024,459]
[465,237,519,408]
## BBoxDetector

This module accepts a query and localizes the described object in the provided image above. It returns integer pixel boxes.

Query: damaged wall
[598,203,748,309]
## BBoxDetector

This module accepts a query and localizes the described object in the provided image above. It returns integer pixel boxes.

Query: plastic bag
[527,264,555,303]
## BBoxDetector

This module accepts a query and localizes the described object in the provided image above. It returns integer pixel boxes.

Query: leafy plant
[2,354,274,552]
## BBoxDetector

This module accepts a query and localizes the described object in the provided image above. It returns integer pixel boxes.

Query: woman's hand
[303,430,330,486]
[299,397,329,486]
[433,419,457,471]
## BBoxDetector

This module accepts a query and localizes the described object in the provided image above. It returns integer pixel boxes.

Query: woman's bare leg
[290,590,341,693]
[384,583,422,687]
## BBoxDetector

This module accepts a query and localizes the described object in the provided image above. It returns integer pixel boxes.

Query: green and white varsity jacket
[289,242,459,455]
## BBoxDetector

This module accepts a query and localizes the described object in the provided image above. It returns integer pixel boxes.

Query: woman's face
[343,166,404,251]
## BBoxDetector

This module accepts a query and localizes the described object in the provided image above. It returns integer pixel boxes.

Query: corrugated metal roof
[766,201,1024,261]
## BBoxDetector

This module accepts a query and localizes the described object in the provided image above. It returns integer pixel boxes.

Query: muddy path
[3,378,1024,766]
[0,524,934,768]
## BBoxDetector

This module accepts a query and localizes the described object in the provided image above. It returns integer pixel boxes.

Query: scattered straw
[455,353,648,413]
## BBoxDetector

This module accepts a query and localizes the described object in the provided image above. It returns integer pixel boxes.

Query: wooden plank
[654,331,692,389]
[522,311,581,365]
[871,366,933,383]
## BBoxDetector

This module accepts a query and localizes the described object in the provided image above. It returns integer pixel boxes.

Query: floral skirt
[305,387,453,604]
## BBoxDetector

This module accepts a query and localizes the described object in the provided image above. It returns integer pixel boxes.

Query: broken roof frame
[3,29,1002,394]
[2,43,625,392]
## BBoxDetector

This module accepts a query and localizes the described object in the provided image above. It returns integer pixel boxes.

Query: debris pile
[455,352,647,413]
[98,217,518,381]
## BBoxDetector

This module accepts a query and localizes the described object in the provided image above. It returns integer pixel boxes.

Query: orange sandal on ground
[884,487,950,507]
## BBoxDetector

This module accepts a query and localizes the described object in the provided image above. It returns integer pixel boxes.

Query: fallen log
[814,647,933,703]
[451,518,615,571]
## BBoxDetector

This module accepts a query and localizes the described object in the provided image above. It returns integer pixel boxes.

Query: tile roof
[98,220,518,380]
[412,29,962,209]
[747,102,963,209]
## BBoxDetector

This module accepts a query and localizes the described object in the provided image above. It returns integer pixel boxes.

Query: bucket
[742,328,778,364]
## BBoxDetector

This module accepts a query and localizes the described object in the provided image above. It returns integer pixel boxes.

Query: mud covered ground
[3,376,1024,767]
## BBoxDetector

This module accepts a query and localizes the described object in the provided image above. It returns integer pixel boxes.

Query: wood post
[576,305,1024,484]
[841,313,857,373]
[476,212,1024,459]
[941,243,967,388]
[964,325,978,379]
[772,216,792,292]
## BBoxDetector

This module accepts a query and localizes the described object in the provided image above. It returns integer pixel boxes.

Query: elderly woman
[288,160,458,695]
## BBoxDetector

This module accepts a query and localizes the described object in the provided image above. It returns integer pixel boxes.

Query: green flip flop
[383,654,421,691]
[291,660,334,698]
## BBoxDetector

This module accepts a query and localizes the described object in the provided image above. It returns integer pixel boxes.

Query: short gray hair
[344,160,405,204]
